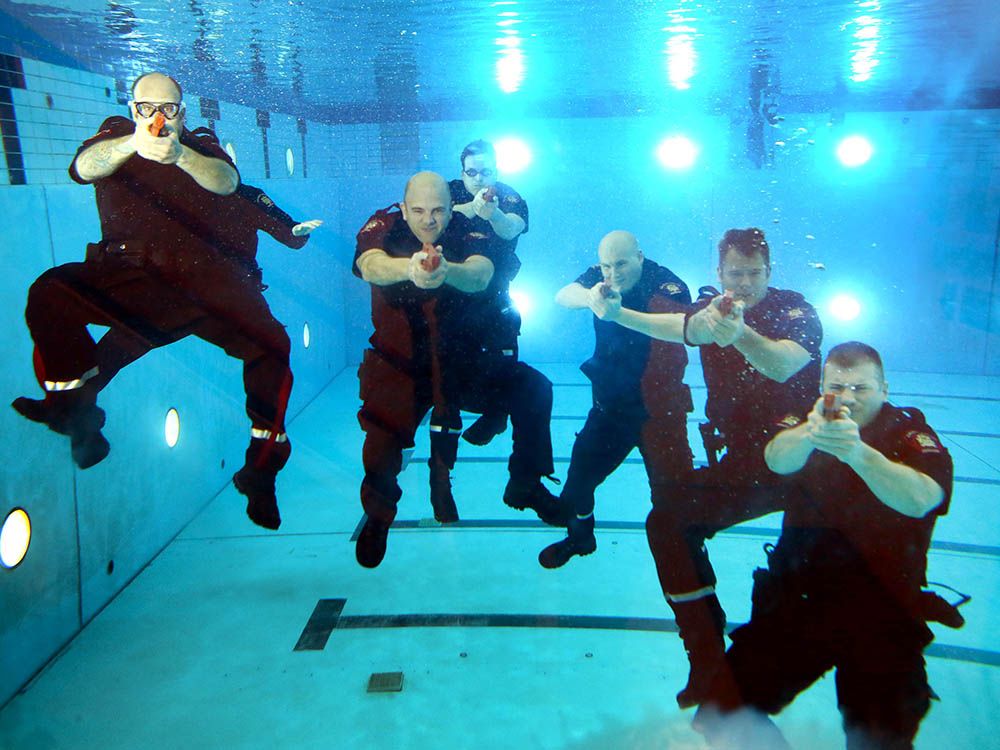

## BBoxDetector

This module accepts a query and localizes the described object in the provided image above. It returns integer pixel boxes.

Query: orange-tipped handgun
[822,393,841,420]
[149,112,167,137]
[420,242,441,272]
[482,186,498,203]
[717,292,735,317]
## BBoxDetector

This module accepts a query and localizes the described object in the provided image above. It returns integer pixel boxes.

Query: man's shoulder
[644,260,688,298]
[449,179,471,200]
[357,205,402,242]
[766,287,813,309]
[878,404,946,454]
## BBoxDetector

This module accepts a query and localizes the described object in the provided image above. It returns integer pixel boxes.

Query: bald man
[538,231,693,568]
[13,72,301,532]
[353,172,559,568]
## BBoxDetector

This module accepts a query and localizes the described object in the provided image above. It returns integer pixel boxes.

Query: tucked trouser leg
[645,450,797,707]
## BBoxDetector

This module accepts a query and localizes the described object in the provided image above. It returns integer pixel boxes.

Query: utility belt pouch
[93,239,147,266]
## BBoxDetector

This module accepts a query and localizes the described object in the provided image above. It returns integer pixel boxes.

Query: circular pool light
[836,135,873,167]
[829,293,862,321]
[303,322,311,349]
[508,288,533,319]
[495,137,532,173]
[655,135,699,170]
[164,408,180,448]
[1,508,31,569]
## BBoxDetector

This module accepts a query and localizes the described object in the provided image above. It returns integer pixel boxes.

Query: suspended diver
[12,72,319,531]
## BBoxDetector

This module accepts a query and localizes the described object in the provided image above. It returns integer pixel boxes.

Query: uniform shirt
[448,179,527,288]
[69,116,238,263]
[773,403,953,606]
[211,184,308,264]
[576,259,691,413]
[688,288,822,442]
[354,207,494,366]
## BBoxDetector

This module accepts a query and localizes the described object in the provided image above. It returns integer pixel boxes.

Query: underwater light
[836,135,873,167]
[164,408,180,448]
[656,135,699,170]
[509,288,533,319]
[495,138,533,173]
[303,322,311,349]
[1,508,31,569]
[829,294,862,321]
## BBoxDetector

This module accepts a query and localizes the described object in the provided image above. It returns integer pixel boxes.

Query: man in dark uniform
[446,139,528,448]
[537,230,694,568]
[694,341,957,750]
[11,73,292,531]
[18,183,322,396]
[602,228,822,707]
[354,171,557,568]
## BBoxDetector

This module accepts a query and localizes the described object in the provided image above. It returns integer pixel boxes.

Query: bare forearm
[555,283,591,309]
[733,327,810,382]
[847,445,945,518]
[357,250,410,285]
[489,210,525,240]
[615,308,686,343]
[73,136,135,181]
[446,255,494,293]
[765,423,815,474]
[176,145,238,195]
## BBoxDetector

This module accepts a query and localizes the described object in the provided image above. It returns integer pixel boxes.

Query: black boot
[462,412,508,446]
[539,514,597,568]
[13,396,110,469]
[671,594,728,709]
[356,515,391,568]
[504,476,569,527]
[429,461,459,524]
[233,438,290,530]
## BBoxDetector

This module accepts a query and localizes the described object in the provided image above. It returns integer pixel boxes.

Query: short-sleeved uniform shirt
[354,207,495,367]
[448,179,528,288]
[687,288,822,443]
[576,259,691,415]
[773,403,953,606]
[69,116,238,267]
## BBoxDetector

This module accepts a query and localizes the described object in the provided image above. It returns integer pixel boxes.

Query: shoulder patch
[257,193,275,208]
[660,282,682,295]
[503,194,522,204]
[787,308,805,319]
[360,215,391,236]
[905,430,943,454]
[468,232,489,240]
[777,414,803,430]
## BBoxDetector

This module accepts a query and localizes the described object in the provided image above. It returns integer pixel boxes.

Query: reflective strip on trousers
[44,366,99,392]
[251,428,288,443]
[667,585,716,603]
[429,425,463,434]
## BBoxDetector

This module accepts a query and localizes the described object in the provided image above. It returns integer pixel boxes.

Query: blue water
[0,2,998,748]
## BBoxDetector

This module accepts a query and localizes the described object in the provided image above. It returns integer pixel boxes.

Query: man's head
[460,140,497,197]
[822,341,888,428]
[717,227,771,308]
[401,172,453,244]
[130,73,185,131]
[597,230,644,293]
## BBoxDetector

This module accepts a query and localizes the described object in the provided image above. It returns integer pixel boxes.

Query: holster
[699,421,727,467]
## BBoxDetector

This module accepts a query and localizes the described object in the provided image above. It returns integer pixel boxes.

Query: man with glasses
[597,227,822,707]
[13,72,296,531]
[442,140,528,448]
[694,341,957,750]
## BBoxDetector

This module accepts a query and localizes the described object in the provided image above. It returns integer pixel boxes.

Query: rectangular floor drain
[367,672,404,693]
